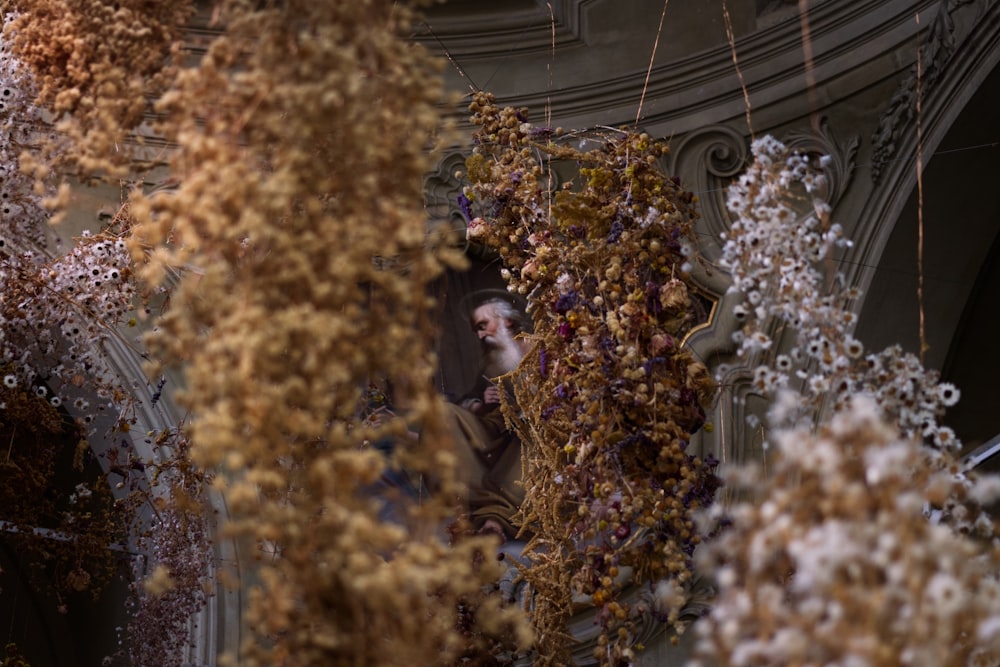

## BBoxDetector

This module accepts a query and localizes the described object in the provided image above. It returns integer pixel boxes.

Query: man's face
[473,302,525,377]
[472,304,506,347]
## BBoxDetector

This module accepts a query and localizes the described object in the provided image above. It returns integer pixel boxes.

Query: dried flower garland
[4,0,195,178]
[5,0,534,663]
[719,135,959,447]
[0,37,133,406]
[462,91,721,666]
[0,14,212,666]
[0,397,123,604]
[118,428,214,667]
[0,22,135,608]
[693,136,1000,666]
[693,395,1000,667]
[122,3,528,666]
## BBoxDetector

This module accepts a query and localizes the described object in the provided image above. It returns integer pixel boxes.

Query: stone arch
[0,189,243,665]
[854,2,1000,377]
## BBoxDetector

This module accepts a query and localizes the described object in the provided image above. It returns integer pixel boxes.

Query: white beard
[481,321,524,378]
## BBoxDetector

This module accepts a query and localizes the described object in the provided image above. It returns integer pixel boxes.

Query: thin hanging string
[798,0,821,133]
[545,2,555,132]
[916,10,927,363]
[421,22,479,93]
[723,0,754,140]
[546,3,556,237]
[635,0,671,128]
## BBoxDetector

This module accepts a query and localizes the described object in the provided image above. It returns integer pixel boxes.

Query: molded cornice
[431,0,940,137]
[417,0,590,59]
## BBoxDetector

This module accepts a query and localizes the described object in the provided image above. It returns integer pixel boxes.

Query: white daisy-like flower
[747,331,772,351]
[933,426,958,451]
[844,337,864,359]
[977,616,1000,643]
[808,375,830,394]
[3,374,15,388]
[937,382,960,407]
[925,572,965,619]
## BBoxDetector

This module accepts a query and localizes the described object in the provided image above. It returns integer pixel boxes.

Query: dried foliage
[3,0,195,177]
[0,394,124,605]
[118,428,214,667]
[122,3,527,666]
[462,92,721,666]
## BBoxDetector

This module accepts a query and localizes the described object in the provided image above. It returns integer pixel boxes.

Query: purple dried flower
[607,219,624,244]
[554,291,578,314]
[456,193,472,221]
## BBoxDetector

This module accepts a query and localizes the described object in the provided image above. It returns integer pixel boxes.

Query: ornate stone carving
[424,151,469,232]
[871,0,986,182]
[785,118,860,209]
[418,0,586,61]
[669,124,749,254]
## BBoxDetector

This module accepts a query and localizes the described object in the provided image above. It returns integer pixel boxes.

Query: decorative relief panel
[668,124,749,263]
[424,151,469,240]
[668,118,857,272]
[871,0,990,182]
[785,118,860,210]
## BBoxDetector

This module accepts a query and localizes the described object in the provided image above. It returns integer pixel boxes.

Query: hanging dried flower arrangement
[461,91,721,666]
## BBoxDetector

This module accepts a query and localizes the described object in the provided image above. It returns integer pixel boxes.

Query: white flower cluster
[721,136,838,305]
[0,229,137,414]
[693,136,1000,666]
[720,136,958,448]
[0,33,136,415]
[692,396,1000,667]
[0,34,51,250]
